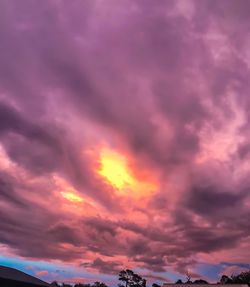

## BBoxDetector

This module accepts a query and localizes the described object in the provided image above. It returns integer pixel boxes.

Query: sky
[0,0,250,285]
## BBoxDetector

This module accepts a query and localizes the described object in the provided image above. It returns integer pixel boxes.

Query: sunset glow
[1,1,250,285]
[97,147,157,197]
[98,148,135,190]
[61,191,84,203]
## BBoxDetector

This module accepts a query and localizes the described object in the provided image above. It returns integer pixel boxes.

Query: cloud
[36,270,49,277]
[82,258,122,275]
[0,0,250,284]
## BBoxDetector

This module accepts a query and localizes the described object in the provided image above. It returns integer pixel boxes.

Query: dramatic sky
[1,0,250,285]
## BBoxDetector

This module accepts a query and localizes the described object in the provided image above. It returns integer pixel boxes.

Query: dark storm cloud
[0,171,26,207]
[83,217,118,237]
[82,258,121,275]
[186,185,246,216]
[0,101,65,172]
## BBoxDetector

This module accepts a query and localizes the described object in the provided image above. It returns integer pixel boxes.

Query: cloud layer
[0,0,250,284]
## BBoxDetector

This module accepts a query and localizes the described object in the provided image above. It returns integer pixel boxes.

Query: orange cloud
[52,174,98,217]
[97,146,158,199]
[36,270,49,277]
[61,191,84,203]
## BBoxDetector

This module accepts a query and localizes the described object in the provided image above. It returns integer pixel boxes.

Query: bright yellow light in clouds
[97,147,157,197]
[53,175,85,204]
[98,148,135,189]
[61,191,84,203]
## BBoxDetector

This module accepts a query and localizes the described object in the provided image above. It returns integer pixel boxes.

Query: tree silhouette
[93,281,108,287]
[118,269,146,287]
[174,278,208,284]
[219,270,250,286]
[50,268,250,287]
[185,273,192,284]
[220,275,233,284]
[193,279,208,284]
[231,271,250,285]
[51,282,108,287]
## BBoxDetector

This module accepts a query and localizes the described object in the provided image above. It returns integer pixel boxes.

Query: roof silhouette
[0,265,50,286]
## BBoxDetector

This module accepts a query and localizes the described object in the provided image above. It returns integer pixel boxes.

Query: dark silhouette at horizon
[2,265,250,287]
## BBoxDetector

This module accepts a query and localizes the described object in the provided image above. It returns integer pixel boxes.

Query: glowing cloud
[97,147,157,198]
[53,175,85,203]
[61,191,84,203]
[98,148,135,189]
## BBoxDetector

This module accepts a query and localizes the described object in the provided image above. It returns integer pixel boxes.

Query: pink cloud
[0,0,250,283]
[36,270,49,277]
